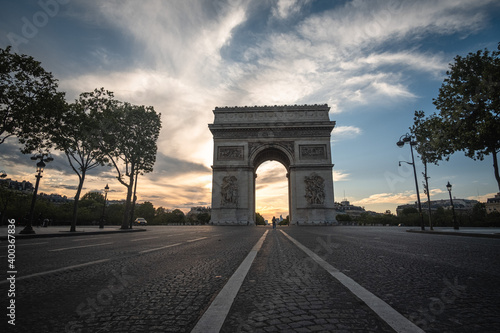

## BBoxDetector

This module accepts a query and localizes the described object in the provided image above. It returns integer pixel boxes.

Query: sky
[1,0,499,220]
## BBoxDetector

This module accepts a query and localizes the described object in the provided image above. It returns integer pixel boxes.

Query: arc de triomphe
[209,104,337,225]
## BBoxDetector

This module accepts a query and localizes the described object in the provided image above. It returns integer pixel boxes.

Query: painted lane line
[280,230,425,333]
[192,230,269,333]
[139,236,209,253]
[0,259,111,285]
[49,242,113,252]
[15,242,49,246]
[130,236,159,242]
[186,237,208,242]
[139,243,183,254]
[73,236,113,242]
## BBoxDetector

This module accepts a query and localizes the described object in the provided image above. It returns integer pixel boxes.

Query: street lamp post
[20,153,53,234]
[397,133,425,230]
[446,181,459,230]
[99,184,109,229]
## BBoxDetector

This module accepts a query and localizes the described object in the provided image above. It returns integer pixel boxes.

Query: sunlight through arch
[255,160,289,223]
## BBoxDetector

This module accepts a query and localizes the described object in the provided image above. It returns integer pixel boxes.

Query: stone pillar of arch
[209,104,337,225]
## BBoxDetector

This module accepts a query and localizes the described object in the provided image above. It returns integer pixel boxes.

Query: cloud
[3,0,497,214]
[333,169,350,182]
[298,0,492,48]
[354,188,445,206]
[332,126,362,141]
[467,192,497,202]
[272,0,311,20]
[150,152,211,179]
[219,0,497,113]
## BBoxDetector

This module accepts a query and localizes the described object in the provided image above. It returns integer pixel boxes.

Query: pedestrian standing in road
[272,216,276,229]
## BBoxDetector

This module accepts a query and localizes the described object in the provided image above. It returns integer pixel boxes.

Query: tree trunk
[121,167,135,229]
[493,150,500,192]
[70,172,85,232]
[129,171,139,227]
[423,162,433,230]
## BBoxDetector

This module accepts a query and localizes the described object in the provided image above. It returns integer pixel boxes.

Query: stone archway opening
[255,160,289,224]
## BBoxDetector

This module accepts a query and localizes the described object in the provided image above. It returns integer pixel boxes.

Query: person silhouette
[272,216,276,229]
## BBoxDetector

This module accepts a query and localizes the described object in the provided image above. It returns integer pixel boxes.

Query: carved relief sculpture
[218,146,244,160]
[304,173,325,205]
[300,145,326,160]
[221,175,238,206]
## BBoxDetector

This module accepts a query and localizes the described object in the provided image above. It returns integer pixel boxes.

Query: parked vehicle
[134,218,147,225]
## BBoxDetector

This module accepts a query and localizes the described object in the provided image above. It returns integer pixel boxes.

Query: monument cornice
[210,104,333,126]
[209,125,335,139]
[213,104,330,112]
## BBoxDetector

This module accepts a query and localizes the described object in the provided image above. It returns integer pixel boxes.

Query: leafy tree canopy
[81,191,105,204]
[415,45,500,190]
[99,96,162,228]
[0,46,67,152]
[255,212,265,225]
[433,46,500,161]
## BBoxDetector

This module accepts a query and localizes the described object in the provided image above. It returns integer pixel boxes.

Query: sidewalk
[406,227,500,238]
[0,225,146,240]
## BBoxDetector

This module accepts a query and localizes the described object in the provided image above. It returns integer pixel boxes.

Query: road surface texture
[1,225,499,332]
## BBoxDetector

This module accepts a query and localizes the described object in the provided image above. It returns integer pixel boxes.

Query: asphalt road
[1,226,499,332]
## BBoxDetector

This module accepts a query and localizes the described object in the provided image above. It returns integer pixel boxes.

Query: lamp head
[446,181,452,192]
[104,184,109,193]
[36,160,46,173]
[396,140,405,148]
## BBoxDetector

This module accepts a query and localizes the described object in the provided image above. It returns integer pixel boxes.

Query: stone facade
[209,104,337,225]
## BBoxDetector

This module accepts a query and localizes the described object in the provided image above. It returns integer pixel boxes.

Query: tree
[255,212,265,225]
[197,212,211,225]
[335,214,352,222]
[401,207,419,215]
[432,46,500,190]
[0,46,66,151]
[153,207,170,225]
[80,191,105,206]
[134,201,155,222]
[169,209,185,224]
[52,88,114,232]
[411,110,447,230]
[79,191,105,224]
[102,102,161,229]
[279,215,289,225]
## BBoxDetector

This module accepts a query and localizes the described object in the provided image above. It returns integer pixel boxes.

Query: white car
[134,218,147,225]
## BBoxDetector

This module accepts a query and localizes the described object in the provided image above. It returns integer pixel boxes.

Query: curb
[0,228,147,241]
[406,229,500,239]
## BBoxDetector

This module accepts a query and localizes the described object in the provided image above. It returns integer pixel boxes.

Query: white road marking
[191,230,269,333]
[139,243,183,254]
[130,236,159,242]
[281,230,425,333]
[72,236,113,242]
[0,259,111,284]
[15,242,49,246]
[187,237,208,242]
[138,236,209,253]
[49,242,113,252]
